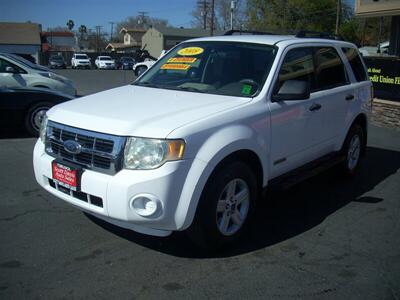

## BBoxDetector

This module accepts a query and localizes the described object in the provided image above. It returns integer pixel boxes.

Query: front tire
[187,161,257,250]
[25,102,51,137]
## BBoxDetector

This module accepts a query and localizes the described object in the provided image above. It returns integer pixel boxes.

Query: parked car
[48,55,66,69]
[0,87,74,136]
[359,41,389,57]
[133,59,156,76]
[116,57,135,70]
[71,53,91,69]
[95,56,116,70]
[0,53,76,96]
[33,33,372,249]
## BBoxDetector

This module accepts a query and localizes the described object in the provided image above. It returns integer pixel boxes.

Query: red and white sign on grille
[52,161,79,191]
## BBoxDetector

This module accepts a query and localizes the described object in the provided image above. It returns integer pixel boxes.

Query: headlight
[40,115,48,143]
[124,137,185,170]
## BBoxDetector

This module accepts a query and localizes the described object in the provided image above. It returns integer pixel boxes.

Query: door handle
[309,103,322,111]
[345,94,355,101]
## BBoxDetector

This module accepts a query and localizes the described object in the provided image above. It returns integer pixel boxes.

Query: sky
[0,0,197,33]
[0,0,355,34]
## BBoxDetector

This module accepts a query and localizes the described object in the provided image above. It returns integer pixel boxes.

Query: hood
[47,85,249,138]
[76,58,90,62]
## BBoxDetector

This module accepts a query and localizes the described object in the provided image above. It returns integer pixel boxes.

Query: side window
[0,58,23,74]
[314,47,348,90]
[274,47,316,94]
[341,47,368,82]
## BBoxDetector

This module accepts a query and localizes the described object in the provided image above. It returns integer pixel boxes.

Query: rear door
[310,46,355,149]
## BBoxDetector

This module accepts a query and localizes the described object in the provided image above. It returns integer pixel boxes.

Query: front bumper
[98,64,115,69]
[33,140,197,236]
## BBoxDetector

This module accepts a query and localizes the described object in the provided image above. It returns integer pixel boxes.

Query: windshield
[100,57,112,61]
[4,53,49,71]
[134,41,277,97]
[76,55,88,59]
[50,56,63,61]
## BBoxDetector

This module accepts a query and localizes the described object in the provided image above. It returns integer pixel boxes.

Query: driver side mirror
[5,66,18,74]
[272,80,310,102]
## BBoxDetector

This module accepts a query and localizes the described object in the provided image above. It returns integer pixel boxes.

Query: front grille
[45,121,126,175]
[48,179,103,207]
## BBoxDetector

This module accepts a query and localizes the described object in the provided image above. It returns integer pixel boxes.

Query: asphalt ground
[54,69,137,96]
[1,70,400,299]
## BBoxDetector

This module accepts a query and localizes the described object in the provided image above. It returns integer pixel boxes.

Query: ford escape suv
[33,32,372,248]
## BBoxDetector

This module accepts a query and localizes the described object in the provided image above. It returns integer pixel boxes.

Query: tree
[246,0,352,33]
[191,0,246,30]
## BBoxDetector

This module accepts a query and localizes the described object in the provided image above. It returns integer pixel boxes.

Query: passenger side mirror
[5,66,18,74]
[272,80,310,102]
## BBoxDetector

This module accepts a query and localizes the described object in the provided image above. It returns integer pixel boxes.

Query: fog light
[131,194,160,217]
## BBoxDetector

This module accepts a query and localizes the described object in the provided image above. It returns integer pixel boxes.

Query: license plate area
[51,160,82,191]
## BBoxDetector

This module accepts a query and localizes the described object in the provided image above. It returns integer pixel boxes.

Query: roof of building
[119,27,147,34]
[41,31,74,37]
[153,26,225,38]
[0,22,41,45]
[105,43,140,50]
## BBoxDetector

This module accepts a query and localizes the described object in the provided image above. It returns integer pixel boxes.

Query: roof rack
[224,30,275,36]
[295,30,343,40]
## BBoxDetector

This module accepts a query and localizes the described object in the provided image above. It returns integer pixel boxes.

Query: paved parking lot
[0,124,399,299]
[54,69,137,96]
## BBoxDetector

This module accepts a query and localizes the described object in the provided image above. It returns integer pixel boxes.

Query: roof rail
[296,30,343,40]
[224,30,275,36]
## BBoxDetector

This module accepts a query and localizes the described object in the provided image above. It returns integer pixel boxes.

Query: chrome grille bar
[45,121,126,175]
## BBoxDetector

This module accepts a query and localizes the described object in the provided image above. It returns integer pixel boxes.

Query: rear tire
[187,161,257,250]
[25,102,52,137]
[339,124,365,175]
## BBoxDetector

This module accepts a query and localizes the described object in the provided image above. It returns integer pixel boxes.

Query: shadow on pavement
[0,129,33,139]
[85,146,400,258]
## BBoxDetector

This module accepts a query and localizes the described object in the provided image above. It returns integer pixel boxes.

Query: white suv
[33,33,372,248]
[71,53,91,69]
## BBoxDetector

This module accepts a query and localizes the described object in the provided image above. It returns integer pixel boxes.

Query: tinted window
[315,47,348,90]
[0,58,24,73]
[274,47,316,94]
[342,47,368,82]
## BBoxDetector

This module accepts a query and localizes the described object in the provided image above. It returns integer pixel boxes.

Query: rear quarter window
[341,47,369,82]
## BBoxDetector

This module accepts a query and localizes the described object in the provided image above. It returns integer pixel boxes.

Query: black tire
[25,102,52,137]
[187,161,258,250]
[339,124,365,176]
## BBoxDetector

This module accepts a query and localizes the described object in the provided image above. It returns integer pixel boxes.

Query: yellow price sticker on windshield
[168,57,197,63]
[161,63,191,70]
[177,47,204,56]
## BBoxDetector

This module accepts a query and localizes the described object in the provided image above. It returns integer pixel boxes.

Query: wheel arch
[343,113,368,155]
[175,125,269,230]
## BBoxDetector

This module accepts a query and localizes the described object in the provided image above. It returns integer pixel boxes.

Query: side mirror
[272,80,310,102]
[5,66,18,74]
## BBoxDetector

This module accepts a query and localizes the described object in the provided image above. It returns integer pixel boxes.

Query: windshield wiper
[170,86,205,93]
[133,82,163,89]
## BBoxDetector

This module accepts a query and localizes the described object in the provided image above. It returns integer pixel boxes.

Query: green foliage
[246,0,340,33]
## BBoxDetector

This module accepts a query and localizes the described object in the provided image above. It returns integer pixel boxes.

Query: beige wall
[355,0,400,17]
[142,27,164,58]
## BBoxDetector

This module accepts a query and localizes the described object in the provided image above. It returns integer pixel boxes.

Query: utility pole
[109,22,115,42]
[230,1,236,30]
[198,0,209,30]
[95,25,102,53]
[137,11,149,28]
[210,0,215,36]
[335,0,341,35]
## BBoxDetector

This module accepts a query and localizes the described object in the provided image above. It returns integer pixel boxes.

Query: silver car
[0,53,76,96]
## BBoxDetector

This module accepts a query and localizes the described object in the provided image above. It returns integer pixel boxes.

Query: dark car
[48,55,66,69]
[116,57,135,70]
[0,87,74,136]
